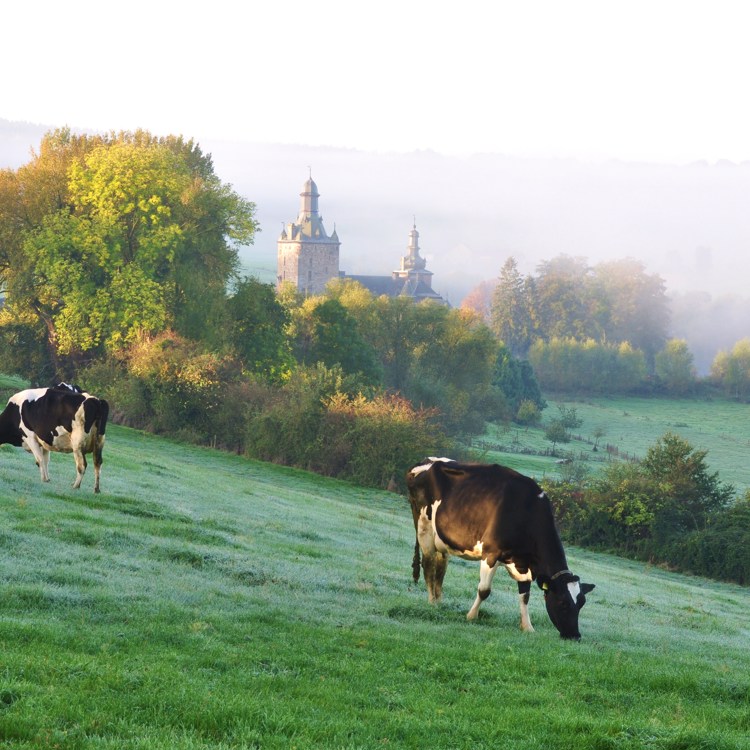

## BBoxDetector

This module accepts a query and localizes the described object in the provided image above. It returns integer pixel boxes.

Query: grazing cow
[0,385,109,492]
[407,457,595,640]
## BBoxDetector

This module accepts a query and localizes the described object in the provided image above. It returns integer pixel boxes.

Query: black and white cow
[0,385,109,493]
[407,457,595,640]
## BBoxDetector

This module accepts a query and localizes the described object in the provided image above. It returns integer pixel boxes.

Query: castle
[277,176,446,304]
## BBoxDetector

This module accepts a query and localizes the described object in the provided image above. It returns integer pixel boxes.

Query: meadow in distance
[0,372,749,749]
[478,394,750,492]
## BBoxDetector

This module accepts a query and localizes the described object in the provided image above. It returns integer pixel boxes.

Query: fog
[3,120,750,374]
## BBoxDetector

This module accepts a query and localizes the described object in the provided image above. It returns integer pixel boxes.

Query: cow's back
[20,390,85,446]
[429,462,546,553]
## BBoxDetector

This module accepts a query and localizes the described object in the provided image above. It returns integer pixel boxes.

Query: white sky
[4,0,750,164]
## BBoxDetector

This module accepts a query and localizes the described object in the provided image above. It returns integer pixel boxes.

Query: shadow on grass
[387,602,502,626]
[147,544,271,587]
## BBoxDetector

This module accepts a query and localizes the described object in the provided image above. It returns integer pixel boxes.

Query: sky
[4,0,750,164]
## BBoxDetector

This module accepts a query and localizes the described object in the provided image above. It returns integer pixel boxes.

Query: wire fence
[468,436,641,464]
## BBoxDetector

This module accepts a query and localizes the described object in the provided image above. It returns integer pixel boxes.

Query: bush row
[545,435,749,585]
[81,332,451,491]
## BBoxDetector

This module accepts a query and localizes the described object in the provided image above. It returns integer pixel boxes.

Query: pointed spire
[299,173,320,220]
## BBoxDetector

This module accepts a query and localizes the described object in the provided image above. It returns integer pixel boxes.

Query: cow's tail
[412,540,421,583]
[93,399,109,467]
[97,399,110,438]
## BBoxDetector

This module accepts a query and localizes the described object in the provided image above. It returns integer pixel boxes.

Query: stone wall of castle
[277,240,340,296]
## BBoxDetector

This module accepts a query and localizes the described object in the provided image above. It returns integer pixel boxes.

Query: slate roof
[343,274,448,305]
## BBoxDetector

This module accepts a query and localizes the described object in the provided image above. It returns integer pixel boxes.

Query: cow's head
[540,573,595,640]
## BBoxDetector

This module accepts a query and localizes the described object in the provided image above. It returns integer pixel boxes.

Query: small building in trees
[277,176,447,304]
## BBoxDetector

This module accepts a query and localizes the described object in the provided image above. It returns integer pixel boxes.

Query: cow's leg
[40,448,52,483]
[93,438,103,493]
[417,507,446,603]
[433,551,448,601]
[93,462,101,493]
[71,448,87,489]
[25,439,50,482]
[518,581,535,633]
[422,550,448,603]
[467,558,499,620]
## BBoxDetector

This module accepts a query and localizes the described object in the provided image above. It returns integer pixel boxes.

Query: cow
[0,385,109,493]
[407,457,595,640]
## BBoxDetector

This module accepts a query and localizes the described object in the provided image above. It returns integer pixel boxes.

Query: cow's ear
[580,583,595,595]
[537,576,550,591]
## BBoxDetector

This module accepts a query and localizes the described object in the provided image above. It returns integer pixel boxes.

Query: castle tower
[277,176,340,294]
[392,221,438,298]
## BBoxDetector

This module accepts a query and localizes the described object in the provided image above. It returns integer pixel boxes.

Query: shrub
[318,393,448,489]
[516,399,542,426]
[243,368,330,467]
[546,435,746,583]
[662,500,750,584]
[80,331,241,441]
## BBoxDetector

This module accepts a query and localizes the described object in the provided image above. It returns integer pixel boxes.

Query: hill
[472,395,750,494]
[1,423,748,748]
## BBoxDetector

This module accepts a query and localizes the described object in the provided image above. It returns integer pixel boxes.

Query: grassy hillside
[474,395,750,493]
[1,424,749,749]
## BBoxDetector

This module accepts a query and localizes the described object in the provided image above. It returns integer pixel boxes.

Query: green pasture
[473,395,750,493]
[1,422,748,749]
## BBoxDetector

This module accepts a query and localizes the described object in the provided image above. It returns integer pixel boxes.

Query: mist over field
[3,119,750,373]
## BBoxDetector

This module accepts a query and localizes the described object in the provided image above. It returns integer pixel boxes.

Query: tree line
[465,255,750,398]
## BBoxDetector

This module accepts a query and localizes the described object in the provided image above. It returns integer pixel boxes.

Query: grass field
[473,395,750,494]
[1,421,749,749]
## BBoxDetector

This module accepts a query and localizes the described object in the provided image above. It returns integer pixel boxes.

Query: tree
[592,425,606,451]
[528,337,646,394]
[226,277,293,382]
[711,339,750,400]
[591,259,669,368]
[461,279,495,324]
[641,432,735,539]
[516,399,542,426]
[370,295,422,391]
[557,404,583,434]
[406,305,503,434]
[293,297,383,388]
[490,257,533,355]
[1,129,257,375]
[0,129,107,374]
[544,419,569,452]
[533,255,593,341]
[0,306,50,383]
[492,344,546,419]
[655,339,696,394]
